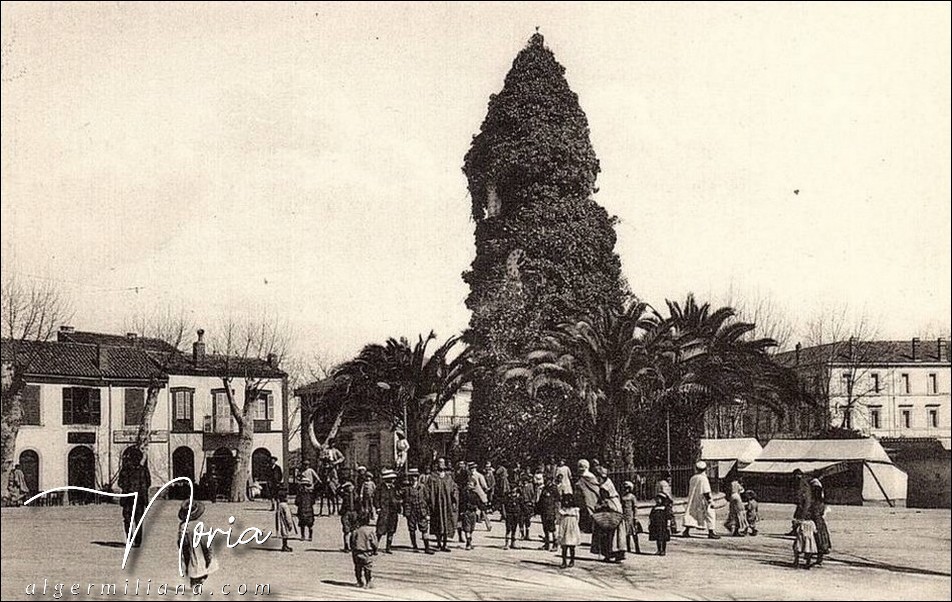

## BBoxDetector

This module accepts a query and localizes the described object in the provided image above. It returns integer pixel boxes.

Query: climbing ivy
[462,33,627,463]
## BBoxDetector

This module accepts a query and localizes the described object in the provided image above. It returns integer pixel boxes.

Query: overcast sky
[2,2,950,362]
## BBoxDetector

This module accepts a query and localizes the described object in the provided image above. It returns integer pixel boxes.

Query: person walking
[426,458,459,552]
[681,461,719,539]
[118,448,151,548]
[374,469,401,554]
[403,469,432,554]
[267,456,284,511]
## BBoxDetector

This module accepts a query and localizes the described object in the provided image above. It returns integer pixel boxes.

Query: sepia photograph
[1,2,950,600]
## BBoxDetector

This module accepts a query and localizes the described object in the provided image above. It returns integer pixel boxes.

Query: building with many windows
[775,337,950,450]
[2,327,288,503]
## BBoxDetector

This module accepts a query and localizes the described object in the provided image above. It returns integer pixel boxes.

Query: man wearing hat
[374,469,401,553]
[682,461,720,539]
[467,461,493,531]
[402,468,432,554]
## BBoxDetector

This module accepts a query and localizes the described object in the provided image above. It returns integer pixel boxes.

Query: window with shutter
[21,385,41,425]
[62,387,101,425]
[125,389,145,426]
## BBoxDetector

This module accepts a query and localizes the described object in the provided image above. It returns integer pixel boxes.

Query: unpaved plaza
[1,501,949,600]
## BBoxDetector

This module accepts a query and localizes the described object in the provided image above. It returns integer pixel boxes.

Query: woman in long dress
[591,467,627,562]
[724,480,750,536]
[809,478,832,565]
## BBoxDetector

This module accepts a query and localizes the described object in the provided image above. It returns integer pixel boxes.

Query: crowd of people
[104,439,834,589]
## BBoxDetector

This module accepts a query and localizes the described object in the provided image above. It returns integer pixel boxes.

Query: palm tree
[502,300,659,470]
[505,294,795,470]
[335,332,473,468]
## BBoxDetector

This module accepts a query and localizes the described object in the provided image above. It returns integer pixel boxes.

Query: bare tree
[802,305,881,431]
[286,349,340,443]
[122,305,193,452]
[1,272,72,498]
[212,315,291,502]
[722,286,797,352]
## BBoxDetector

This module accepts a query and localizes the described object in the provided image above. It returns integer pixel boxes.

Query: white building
[777,337,951,450]
[2,328,288,502]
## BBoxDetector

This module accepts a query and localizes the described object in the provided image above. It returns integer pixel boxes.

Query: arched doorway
[67,446,96,504]
[251,448,272,500]
[208,448,235,501]
[18,450,39,496]
[171,447,195,500]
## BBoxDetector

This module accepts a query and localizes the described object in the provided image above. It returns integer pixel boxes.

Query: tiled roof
[776,340,949,367]
[162,352,286,379]
[58,329,181,354]
[1,339,166,382]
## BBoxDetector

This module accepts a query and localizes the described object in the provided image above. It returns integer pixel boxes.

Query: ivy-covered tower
[462,33,627,462]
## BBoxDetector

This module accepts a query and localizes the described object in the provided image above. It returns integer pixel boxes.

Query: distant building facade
[2,327,288,502]
[777,337,950,450]
[296,379,471,471]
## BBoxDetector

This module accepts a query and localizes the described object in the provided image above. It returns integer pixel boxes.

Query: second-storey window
[20,385,41,425]
[124,389,145,426]
[172,388,194,432]
[212,389,237,433]
[901,373,910,394]
[253,391,274,432]
[62,387,101,425]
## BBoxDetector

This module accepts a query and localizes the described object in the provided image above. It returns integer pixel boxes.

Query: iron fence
[608,464,720,501]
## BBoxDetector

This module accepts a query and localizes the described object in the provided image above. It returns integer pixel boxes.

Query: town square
[1,3,950,601]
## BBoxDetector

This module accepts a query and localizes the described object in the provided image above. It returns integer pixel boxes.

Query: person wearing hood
[682,461,719,539]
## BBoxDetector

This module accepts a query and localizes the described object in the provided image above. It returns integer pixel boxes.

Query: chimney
[795,342,802,365]
[912,337,920,361]
[59,325,75,333]
[96,344,109,373]
[848,336,856,361]
[126,332,138,342]
[938,337,947,361]
[266,352,277,367]
[193,329,206,362]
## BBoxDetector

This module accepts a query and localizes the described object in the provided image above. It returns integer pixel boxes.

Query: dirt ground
[1,500,949,600]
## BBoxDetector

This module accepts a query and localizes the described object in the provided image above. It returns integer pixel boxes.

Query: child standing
[519,474,536,541]
[460,484,480,550]
[501,485,524,550]
[621,481,641,554]
[557,493,580,568]
[339,479,358,551]
[275,489,297,552]
[648,493,674,556]
[296,475,316,542]
[744,489,759,536]
[793,519,818,569]
[177,500,219,587]
[350,512,379,588]
[537,475,560,551]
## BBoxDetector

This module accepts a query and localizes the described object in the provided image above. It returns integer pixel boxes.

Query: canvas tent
[700,438,764,477]
[740,438,907,506]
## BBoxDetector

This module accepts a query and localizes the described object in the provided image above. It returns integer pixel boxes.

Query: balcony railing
[432,415,469,432]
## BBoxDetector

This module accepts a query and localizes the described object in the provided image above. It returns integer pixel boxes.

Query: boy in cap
[350,511,378,588]
[536,471,560,551]
[374,469,401,553]
[403,468,433,554]
[339,478,358,552]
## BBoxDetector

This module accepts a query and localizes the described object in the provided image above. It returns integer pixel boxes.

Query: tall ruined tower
[462,33,626,461]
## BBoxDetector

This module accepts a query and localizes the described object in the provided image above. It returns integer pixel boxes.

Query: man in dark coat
[374,469,401,553]
[268,456,283,511]
[426,458,458,552]
[118,448,151,548]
